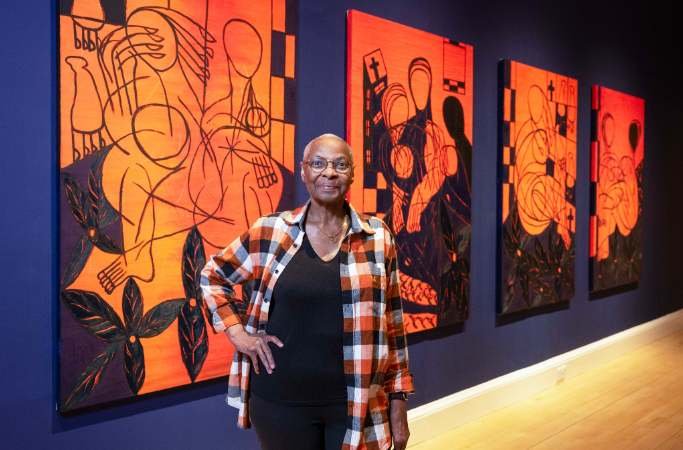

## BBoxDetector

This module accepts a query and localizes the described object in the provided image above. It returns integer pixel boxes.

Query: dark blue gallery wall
[0,1,681,449]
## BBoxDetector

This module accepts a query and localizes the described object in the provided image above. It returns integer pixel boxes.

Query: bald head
[303,134,354,162]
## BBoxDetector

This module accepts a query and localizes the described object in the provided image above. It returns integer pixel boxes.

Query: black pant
[250,395,348,450]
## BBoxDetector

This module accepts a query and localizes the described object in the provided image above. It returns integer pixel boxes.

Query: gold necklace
[309,213,348,243]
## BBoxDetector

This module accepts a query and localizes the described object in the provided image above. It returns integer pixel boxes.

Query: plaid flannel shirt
[201,199,414,450]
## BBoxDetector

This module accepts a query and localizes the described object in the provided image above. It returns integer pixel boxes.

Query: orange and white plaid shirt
[201,199,414,450]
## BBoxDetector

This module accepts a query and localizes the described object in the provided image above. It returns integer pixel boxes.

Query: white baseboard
[407,308,683,447]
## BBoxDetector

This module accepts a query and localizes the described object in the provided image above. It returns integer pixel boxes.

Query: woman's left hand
[389,398,410,450]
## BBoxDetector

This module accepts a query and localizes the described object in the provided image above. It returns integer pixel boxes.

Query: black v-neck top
[249,234,347,405]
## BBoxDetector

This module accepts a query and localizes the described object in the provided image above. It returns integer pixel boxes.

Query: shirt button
[275,270,279,274]
[293,244,298,248]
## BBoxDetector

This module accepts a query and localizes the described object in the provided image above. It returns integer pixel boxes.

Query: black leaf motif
[518,249,535,274]
[519,235,532,251]
[457,226,471,257]
[502,227,518,258]
[457,271,469,320]
[62,341,122,410]
[548,223,563,258]
[502,264,518,312]
[561,239,575,268]
[554,239,566,269]
[62,172,94,230]
[182,227,207,301]
[61,290,125,342]
[93,233,123,255]
[440,200,456,258]
[632,261,642,280]
[88,144,118,229]
[530,278,554,304]
[98,200,119,229]
[511,202,521,243]
[503,284,515,313]
[124,337,145,395]
[561,270,574,297]
[122,278,144,333]
[534,238,548,270]
[439,269,454,317]
[178,300,209,382]
[456,258,470,283]
[62,235,94,289]
[520,269,530,305]
[138,299,185,338]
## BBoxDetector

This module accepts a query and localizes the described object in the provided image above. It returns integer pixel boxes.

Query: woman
[201,134,414,450]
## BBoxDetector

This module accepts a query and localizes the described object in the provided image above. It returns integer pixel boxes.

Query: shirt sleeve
[382,227,415,395]
[200,222,258,334]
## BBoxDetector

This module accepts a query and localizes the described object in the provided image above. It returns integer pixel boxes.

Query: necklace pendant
[328,236,338,243]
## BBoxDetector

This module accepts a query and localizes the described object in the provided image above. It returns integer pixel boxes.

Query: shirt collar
[283,199,375,235]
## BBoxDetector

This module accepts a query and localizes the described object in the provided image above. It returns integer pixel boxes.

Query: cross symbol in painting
[369,57,381,81]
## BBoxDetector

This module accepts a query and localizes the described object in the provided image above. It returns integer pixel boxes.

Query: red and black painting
[347,11,473,333]
[498,60,577,314]
[58,0,297,411]
[590,86,644,292]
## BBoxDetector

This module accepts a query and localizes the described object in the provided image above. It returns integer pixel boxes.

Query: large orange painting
[498,60,577,314]
[347,11,473,333]
[590,86,644,291]
[58,0,297,411]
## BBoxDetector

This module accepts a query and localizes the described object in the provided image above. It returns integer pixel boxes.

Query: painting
[497,60,577,315]
[347,10,473,333]
[58,0,297,411]
[590,86,644,292]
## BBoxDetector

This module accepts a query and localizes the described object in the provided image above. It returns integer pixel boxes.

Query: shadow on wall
[495,301,571,327]
[52,376,229,433]
[408,321,465,346]
[589,282,638,302]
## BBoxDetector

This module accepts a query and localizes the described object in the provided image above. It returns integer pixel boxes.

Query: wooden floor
[412,330,683,450]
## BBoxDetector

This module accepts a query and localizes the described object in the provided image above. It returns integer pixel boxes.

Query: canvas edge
[345,9,354,200]
[495,59,507,314]
[589,85,600,292]
[55,0,63,413]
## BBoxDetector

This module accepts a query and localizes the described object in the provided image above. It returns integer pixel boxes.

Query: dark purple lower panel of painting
[60,302,131,409]
[498,203,575,315]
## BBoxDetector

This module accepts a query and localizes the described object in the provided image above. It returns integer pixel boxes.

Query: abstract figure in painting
[59,0,297,410]
[498,60,577,315]
[590,86,644,291]
[347,11,472,333]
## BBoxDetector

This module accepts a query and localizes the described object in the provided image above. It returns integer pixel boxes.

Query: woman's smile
[317,183,339,191]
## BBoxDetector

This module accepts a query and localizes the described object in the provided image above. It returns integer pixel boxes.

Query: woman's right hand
[226,324,283,374]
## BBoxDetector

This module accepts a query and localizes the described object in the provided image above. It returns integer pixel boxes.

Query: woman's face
[301,138,354,206]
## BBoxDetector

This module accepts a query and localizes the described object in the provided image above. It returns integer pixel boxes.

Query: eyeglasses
[303,157,354,174]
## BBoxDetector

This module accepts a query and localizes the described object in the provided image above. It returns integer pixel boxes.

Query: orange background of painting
[346,10,473,212]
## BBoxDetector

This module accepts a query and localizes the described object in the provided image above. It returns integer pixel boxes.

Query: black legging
[250,395,348,450]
